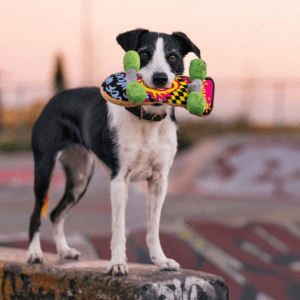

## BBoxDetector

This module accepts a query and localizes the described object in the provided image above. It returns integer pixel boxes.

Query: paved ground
[1,134,300,300]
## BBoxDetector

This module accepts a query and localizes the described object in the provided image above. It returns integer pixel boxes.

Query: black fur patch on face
[136,32,159,69]
[160,33,185,75]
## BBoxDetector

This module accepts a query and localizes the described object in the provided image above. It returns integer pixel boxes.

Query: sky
[0,0,299,122]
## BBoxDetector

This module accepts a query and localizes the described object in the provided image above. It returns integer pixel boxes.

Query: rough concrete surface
[0,247,229,300]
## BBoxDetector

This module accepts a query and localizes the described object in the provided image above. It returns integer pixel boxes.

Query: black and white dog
[27,29,201,275]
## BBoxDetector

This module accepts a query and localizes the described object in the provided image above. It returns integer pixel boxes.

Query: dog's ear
[117,29,149,52]
[172,32,200,58]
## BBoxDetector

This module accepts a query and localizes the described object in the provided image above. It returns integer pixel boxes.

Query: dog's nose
[152,73,168,86]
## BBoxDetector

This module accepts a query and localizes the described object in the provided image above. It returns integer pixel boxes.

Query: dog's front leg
[147,172,180,271]
[106,177,128,275]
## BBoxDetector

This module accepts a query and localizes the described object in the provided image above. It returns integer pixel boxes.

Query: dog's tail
[41,193,49,219]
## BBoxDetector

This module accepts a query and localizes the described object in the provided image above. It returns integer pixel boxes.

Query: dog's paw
[106,257,128,276]
[106,263,129,276]
[59,247,81,259]
[154,257,180,271]
[27,250,44,264]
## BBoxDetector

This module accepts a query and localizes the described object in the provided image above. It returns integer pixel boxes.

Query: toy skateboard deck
[101,72,214,116]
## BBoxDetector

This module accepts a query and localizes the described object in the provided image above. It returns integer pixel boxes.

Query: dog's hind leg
[28,153,56,263]
[146,171,180,271]
[50,145,94,259]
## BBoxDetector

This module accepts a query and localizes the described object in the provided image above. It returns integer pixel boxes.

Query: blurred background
[1,0,300,299]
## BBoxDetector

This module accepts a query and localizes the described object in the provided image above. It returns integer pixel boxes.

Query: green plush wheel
[189,59,207,81]
[123,50,140,72]
[126,81,147,103]
[187,92,206,115]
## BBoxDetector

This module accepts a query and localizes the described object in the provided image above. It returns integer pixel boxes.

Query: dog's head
[117,29,200,90]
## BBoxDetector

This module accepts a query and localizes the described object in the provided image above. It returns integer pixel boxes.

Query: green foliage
[0,141,31,152]
[0,130,31,152]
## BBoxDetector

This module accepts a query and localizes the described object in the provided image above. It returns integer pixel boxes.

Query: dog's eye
[140,53,148,59]
[169,55,177,61]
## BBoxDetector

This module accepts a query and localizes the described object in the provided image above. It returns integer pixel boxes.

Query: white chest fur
[107,103,177,182]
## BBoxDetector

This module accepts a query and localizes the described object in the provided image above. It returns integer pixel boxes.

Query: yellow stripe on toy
[41,193,49,219]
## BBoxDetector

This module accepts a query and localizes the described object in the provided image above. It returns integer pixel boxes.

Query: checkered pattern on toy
[169,77,188,105]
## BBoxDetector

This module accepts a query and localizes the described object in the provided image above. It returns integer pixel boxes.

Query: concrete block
[0,247,229,299]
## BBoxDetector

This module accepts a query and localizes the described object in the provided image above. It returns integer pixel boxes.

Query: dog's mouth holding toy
[139,76,171,91]
[138,77,165,106]
[142,81,172,91]
[137,75,185,97]
[139,71,174,91]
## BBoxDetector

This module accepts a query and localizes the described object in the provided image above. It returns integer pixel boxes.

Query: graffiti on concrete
[1,267,76,300]
[135,276,216,300]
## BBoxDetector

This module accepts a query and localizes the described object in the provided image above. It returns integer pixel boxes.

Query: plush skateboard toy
[100,51,214,117]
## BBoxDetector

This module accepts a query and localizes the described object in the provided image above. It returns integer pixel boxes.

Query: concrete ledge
[0,247,229,300]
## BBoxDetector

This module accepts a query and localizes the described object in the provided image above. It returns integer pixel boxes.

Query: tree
[52,53,67,94]
[0,69,3,131]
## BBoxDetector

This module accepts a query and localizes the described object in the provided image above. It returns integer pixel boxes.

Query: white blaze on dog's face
[138,38,175,89]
